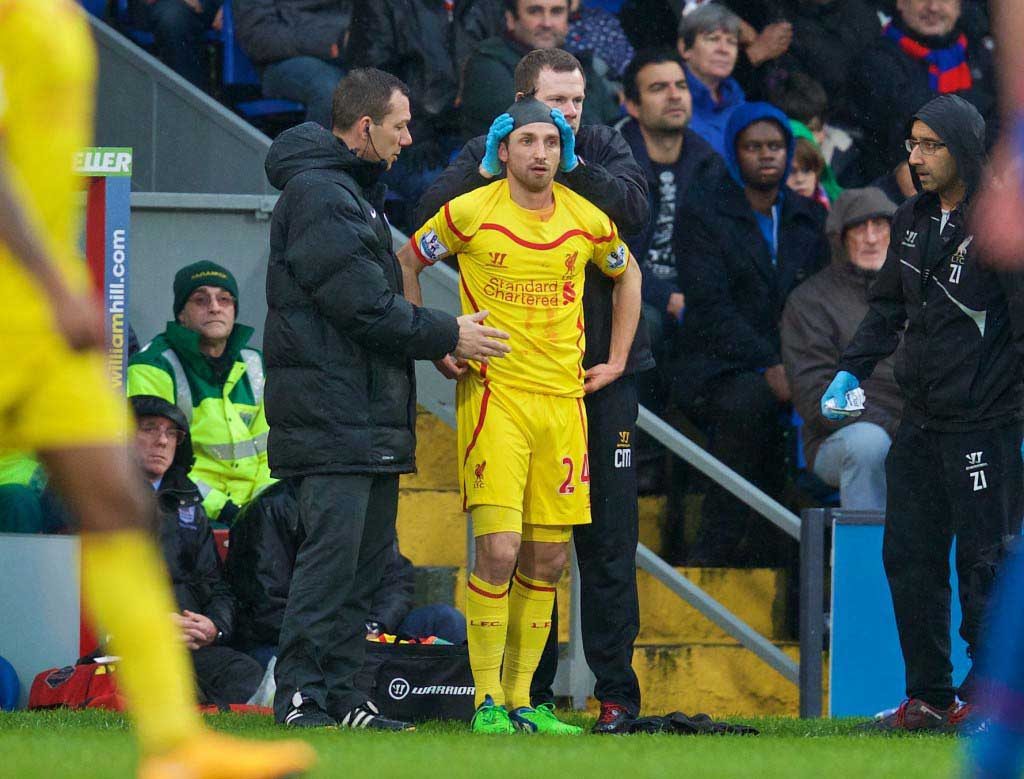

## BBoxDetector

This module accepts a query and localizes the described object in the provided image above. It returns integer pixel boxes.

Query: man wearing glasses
[823,94,1024,732]
[131,394,267,706]
[129,261,273,524]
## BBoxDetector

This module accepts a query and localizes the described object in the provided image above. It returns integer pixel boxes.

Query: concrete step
[630,640,802,716]
[446,564,788,644]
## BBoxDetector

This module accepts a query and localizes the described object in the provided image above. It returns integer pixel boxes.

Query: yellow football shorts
[0,332,128,452]
[457,375,591,536]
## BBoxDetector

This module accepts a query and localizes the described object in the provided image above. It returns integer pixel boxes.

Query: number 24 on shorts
[559,455,590,494]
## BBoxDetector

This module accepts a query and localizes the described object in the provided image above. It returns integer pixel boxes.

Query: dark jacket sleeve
[367,544,416,633]
[565,126,649,236]
[193,512,236,644]
[344,2,395,71]
[837,243,907,381]
[226,483,298,647]
[414,137,489,229]
[998,270,1024,359]
[781,285,895,439]
[642,272,678,315]
[289,180,459,360]
[676,208,780,368]
[234,0,338,65]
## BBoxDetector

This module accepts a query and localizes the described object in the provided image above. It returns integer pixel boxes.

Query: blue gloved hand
[820,370,859,420]
[480,113,514,177]
[551,108,578,172]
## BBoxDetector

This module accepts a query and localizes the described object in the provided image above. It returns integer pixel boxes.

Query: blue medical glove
[551,108,578,172]
[480,113,514,177]
[820,370,859,420]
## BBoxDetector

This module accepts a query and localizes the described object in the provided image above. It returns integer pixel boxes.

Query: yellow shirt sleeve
[410,201,470,266]
[589,219,630,278]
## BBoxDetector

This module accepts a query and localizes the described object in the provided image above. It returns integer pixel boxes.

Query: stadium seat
[79,0,109,19]
[790,409,840,507]
[111,0,220,58]
[219,0,305,121]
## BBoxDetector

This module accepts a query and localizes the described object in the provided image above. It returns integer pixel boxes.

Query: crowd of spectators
[79,0,1002,569]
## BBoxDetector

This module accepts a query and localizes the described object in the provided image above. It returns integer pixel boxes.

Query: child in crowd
[788,137,830,209]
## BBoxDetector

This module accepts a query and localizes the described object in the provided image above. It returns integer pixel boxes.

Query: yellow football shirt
[0,0,97,333]
[412,179,630,397]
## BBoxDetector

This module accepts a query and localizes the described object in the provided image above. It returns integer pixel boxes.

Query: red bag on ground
[29,659,126,711]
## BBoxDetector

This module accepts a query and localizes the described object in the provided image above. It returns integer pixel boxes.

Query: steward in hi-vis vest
[128,261,273,523]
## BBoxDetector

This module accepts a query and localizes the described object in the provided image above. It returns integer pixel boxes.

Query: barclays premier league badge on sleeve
[419,229,449,263]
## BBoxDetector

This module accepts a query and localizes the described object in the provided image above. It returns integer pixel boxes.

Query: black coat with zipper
[838,95,1024,431]
[263,122,460,477]
[671,171,829,406]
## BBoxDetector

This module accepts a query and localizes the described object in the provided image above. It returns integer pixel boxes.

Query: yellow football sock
[502,570,557,710]
[80,530,201,754]
[466,572,509,707]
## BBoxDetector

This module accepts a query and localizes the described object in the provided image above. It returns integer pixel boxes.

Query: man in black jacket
[416,47,651,734]
[262,67,510,730]
[234,0,351,128]
[672,100,829,566]
[824,95,1024,731]
[131,395,265,706]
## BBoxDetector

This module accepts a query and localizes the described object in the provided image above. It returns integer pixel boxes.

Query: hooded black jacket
[131,395,236,643]
[263,123,460,477]
[671,102,829,406]
[838,96,1024,431]
[414,123,653,375]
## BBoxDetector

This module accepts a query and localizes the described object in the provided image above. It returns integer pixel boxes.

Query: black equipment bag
[356,641,475,722]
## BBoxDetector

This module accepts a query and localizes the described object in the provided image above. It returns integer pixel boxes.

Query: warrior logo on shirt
[965,451,988,492]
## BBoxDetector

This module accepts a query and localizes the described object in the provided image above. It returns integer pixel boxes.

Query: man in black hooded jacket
[823,94,1024,731]
[262,67,509,730]
[130,395,265,706]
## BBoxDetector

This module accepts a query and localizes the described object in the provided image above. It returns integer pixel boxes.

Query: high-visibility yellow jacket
[127,321,274,521]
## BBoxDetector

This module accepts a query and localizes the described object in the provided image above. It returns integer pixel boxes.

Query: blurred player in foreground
[399,98,641,734]
[964,1,1024,775]
[0,2,312,776]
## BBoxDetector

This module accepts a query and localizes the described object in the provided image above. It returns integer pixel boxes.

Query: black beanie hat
[505,96,560,133]
[172,261,239,317]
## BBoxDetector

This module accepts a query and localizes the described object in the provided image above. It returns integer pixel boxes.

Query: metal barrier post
[799,508,827,717]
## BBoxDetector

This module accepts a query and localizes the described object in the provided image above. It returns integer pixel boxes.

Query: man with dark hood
[130,395,266,707]
[262,67,509,731]
[823,94,1024,731]
[672,100,829,566]
[781,188,902,511]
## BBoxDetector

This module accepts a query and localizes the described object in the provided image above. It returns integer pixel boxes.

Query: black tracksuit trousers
[531,375,642,713]
[273,473,398,722]
[884,419,1023,708]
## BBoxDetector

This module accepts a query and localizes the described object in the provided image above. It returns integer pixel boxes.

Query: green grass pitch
[0,710,968,778]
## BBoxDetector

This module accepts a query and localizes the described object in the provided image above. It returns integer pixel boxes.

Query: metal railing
[127,191,815,716]
[417,263,805,709]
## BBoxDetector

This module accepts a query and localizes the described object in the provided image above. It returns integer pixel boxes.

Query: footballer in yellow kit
[0,2,314,775]
[413,178,629,529]
[399,97,641,733]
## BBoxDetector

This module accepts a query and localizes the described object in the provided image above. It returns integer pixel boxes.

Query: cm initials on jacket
[840,191,1024,431]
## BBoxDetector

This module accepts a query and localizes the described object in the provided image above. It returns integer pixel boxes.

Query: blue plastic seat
[220,0,305,119]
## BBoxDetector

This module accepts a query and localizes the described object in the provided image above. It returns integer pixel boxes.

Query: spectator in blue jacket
[671,101,829,566]
[677,3,746,159]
